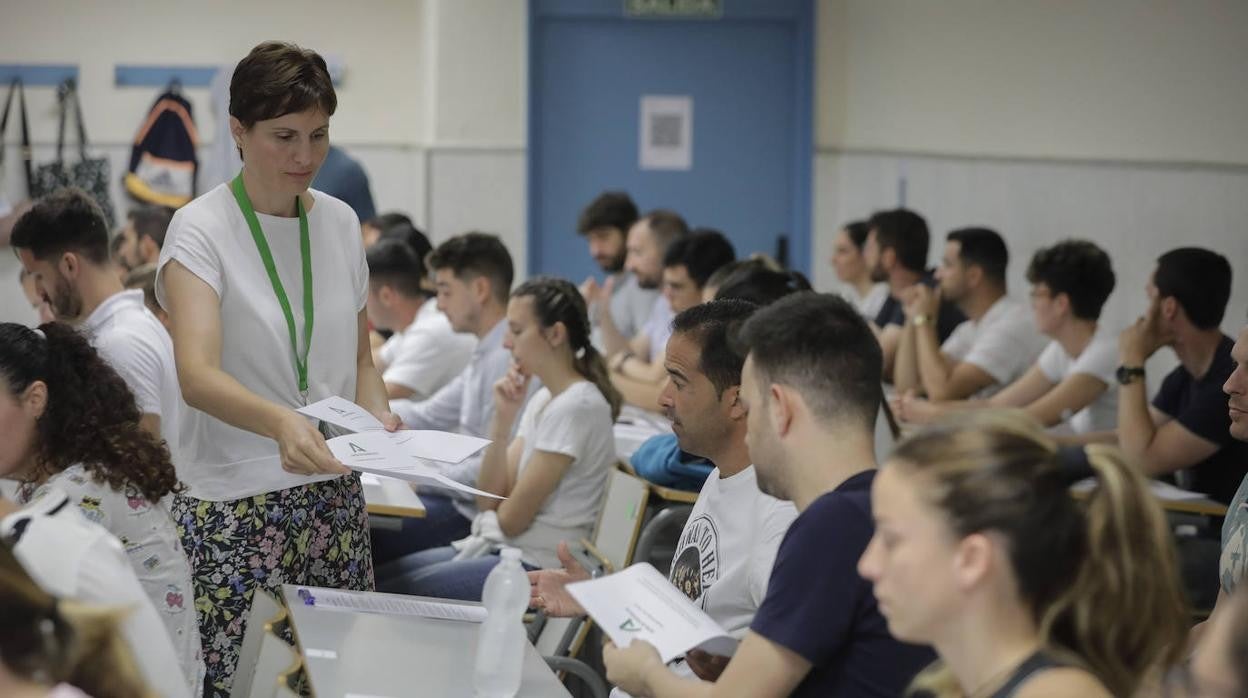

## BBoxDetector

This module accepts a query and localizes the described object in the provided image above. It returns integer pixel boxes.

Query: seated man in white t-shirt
[11,190,181,453]
[893,227,1045,401]
[366,238,476,400]
[0,492,192,698]
[895,240,1120,434]
[530,299,797,686]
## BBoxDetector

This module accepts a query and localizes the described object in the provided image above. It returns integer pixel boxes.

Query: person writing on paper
[378,277,621,601]
[604,294,934,697]
[156,42,395,697]
[0,540,157,698]
[530,300,798,685]
[376,233,534,563]
[0,322,201,694]
[857,412,1189,697]
[894,240,1120,434]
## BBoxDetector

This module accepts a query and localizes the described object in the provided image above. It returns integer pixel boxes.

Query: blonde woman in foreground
[858,411,1188,697]
[0,541,153,698]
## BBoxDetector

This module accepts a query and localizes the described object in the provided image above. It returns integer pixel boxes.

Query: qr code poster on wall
[639,95,693,171]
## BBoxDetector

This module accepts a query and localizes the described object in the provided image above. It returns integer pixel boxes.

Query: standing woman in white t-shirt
[830,220,889,320]
[378,277,622,601]
[156,42,396,697]
[894,240,1120,435]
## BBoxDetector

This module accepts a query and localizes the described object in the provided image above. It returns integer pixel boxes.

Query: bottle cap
[500,547,522,561]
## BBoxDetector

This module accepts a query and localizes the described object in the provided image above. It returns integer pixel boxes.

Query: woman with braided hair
[0,322,201,695]
[379,276,622,601]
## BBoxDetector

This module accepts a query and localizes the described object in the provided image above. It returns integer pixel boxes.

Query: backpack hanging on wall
[31,78,116,225]
[124,83,199,208]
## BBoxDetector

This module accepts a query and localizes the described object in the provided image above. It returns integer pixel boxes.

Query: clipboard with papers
[297,396,502,499]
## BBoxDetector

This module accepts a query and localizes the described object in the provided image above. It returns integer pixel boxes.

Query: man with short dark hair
[1116,247,1247,504]
[383,232,537,560]
[893,227,1044,401]
[577,191,660,349]
[603,293,933,697]
[116,205,175,271]
[366,238,476,400]
[860,208,965,377]
[12,188,181,451]
[529,299,797,688]
[611,228,737,410]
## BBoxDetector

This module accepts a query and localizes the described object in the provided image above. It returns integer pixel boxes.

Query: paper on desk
[295,586,487,623]
[326,431,504,499]
[566,563,739,663]
[1070,477,1207,501]
[298,397,491,464]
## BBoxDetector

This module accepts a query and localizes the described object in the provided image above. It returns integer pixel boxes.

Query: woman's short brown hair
[229,41,337,128]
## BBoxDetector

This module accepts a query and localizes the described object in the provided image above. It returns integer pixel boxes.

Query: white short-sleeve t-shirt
[1035,334,1119,434]
[641,295,675,363]
[156,183,368,501]
[941,296,1046,398]
[378,299,476,400]
[21,466,202,694]
[1,490,194,698]
[507,382,617,568]
[82,289,183,462]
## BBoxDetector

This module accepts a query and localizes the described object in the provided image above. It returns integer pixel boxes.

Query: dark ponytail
[512,278,623,421]
[0,322,180,502]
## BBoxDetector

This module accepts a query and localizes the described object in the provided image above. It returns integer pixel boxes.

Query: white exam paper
[326,432,504,499]
[1071,477,1207,501]
[566,563,738,663]
[298,397,491,464]
[296,586,486,623]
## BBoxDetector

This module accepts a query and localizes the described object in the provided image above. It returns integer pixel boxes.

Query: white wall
[813,0,1248,346]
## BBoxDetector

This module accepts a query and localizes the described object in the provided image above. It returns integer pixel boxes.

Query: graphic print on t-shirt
[670,514,719,607]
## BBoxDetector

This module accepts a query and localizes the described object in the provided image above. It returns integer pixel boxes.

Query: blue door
[529,0,813,283]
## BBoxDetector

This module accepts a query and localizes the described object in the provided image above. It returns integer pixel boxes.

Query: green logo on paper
[619,618,641,633]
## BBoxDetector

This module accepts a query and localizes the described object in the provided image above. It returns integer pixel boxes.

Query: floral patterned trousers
[173,475,375,698]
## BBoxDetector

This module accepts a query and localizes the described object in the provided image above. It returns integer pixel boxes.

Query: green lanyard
[230,173,314,396]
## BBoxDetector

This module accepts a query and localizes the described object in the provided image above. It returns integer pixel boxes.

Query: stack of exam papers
[297,396,501,499]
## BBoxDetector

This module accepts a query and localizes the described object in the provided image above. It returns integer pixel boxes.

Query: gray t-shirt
[591,272,660,350]
[1221,474,1248,594]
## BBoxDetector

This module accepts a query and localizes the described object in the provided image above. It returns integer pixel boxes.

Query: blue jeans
[376,546,536,602]
[369,493,472,565]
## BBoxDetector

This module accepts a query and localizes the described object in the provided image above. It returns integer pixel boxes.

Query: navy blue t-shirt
[873,272,966,344]
[749,469,935,697]
[1152,335,1248,504]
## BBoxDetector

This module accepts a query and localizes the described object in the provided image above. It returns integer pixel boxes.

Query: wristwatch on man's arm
[1116,365,1146,386]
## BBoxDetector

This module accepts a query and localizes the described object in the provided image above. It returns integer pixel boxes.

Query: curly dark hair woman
[0,321,201,694]
[0,322,179,501]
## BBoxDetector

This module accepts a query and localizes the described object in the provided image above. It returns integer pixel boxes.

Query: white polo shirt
[378,299,476,400]
[1,490,193,698]
[941,296,1046,398]
[82,289,183,462]
[157,183,368,501]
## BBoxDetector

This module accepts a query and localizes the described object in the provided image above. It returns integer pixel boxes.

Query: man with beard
[860,208,965,379]
[528,299,796,688]
[577,191,661,351]
[892,227,1044,401]
[12,188,181,451]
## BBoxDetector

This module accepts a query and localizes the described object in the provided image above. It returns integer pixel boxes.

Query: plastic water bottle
[474,547,529,697]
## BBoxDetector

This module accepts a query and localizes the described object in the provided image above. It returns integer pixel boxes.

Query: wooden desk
[282,585,571,698]
[361,474,426,519]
